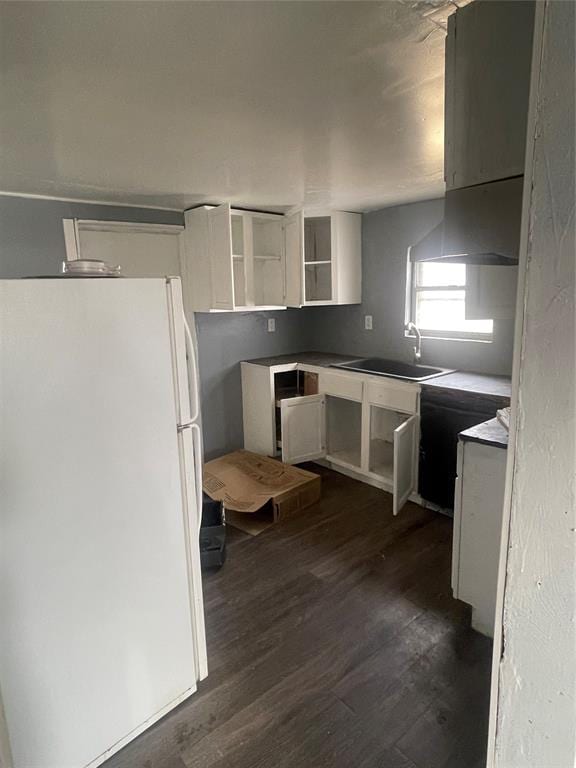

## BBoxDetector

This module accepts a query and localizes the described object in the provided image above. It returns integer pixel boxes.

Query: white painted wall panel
[78,229,181,277]
[491,2,576,765]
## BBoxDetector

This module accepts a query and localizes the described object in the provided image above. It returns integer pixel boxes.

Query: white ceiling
[0,1,466,212]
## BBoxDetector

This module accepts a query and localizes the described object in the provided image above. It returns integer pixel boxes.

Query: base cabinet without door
[241,361,419,515]
[452,436,507,637]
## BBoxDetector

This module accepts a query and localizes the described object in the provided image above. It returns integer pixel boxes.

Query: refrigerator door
[166,278,207,681]
[0,279,199,768]
[177,422,208,681]
[166,277,192,427]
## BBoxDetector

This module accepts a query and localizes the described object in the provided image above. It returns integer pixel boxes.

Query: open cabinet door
[393,414,418,515]
[281,395,326,464]
[207,203,235,310]
[283,210,303,307]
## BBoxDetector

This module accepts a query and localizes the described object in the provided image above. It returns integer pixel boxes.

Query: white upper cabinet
[444,1,535,191]
[298,211,362,307]
[182,205,361,312]
[284,210,304,308]
[182,205,285,312]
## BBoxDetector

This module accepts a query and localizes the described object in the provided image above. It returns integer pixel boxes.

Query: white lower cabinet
[452,437,507,637]
[241,361,419,514]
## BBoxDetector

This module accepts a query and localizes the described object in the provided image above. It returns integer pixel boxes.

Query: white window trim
[405,259,494,342]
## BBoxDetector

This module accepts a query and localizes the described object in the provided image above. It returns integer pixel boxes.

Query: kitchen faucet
[405,321,422,363]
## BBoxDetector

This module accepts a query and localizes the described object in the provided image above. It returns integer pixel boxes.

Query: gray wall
[0,195,183,276]
[0,195,312,460]
[0,194,514,460]
[196,310,313,458]
[308,198,515,375]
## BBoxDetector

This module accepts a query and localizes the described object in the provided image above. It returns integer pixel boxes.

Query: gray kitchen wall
[308,198,515,375]
[195,310,312,458]
[0,195,313,459]
[0,194,515,461]
[0,195,184,276]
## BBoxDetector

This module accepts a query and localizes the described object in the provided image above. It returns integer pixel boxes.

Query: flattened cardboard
[203,450,321,535]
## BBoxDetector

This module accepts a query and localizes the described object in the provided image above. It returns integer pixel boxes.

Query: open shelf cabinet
[182,204,286,312]
[182,205,361,312]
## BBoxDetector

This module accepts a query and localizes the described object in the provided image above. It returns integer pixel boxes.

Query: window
[407,262,493,340]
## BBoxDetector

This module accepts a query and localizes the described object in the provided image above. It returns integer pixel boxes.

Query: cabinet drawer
[366,380,418,414]
[318,370,363,402]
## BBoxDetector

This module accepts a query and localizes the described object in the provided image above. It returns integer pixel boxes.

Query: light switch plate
[267,318,276,333]
[364,315,373,330]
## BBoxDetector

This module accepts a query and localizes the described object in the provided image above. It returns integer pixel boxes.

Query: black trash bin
[200,492,226,569]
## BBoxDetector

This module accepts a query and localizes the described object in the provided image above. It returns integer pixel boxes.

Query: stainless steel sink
[330,358,454,382]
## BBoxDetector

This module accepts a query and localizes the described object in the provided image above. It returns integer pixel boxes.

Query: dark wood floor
[105,466,493,768]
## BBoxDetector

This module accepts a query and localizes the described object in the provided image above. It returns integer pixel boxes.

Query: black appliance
[200,492,226,569]
[419,386,510,512]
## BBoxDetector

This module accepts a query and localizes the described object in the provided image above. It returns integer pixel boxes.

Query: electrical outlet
[267,318,276,333]
[364,315,373,330]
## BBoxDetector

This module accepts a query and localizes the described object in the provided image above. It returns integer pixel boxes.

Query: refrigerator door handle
[176,421,208,682]
[191,423,203,533]
[176,423,202,530]
[183,315,200,425]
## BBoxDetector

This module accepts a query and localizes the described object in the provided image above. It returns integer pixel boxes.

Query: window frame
[405,259,494,342]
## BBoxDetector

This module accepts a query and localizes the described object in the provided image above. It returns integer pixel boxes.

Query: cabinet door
[241,363,276,457]
[457,441,507,637]
[332,211,362,305]
[284,210,303,307]
[281,395,325,464]
[393,414,418,515]
[444,2,534,189]
[207,204,235,310]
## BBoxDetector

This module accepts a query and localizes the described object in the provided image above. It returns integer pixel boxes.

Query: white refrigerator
[0,276,207,768]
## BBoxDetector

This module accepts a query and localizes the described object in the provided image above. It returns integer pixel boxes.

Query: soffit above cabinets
[0,1,469,212]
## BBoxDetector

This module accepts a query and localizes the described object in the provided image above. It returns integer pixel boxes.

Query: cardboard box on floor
[203,450,321,536]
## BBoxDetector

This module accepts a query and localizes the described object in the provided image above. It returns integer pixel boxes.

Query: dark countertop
[421,370,512,399]
[244,352,512,401]
[244,351,359,368]
[459,417,509,449]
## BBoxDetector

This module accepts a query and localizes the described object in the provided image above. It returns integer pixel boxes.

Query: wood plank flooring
[104,465,493,768]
